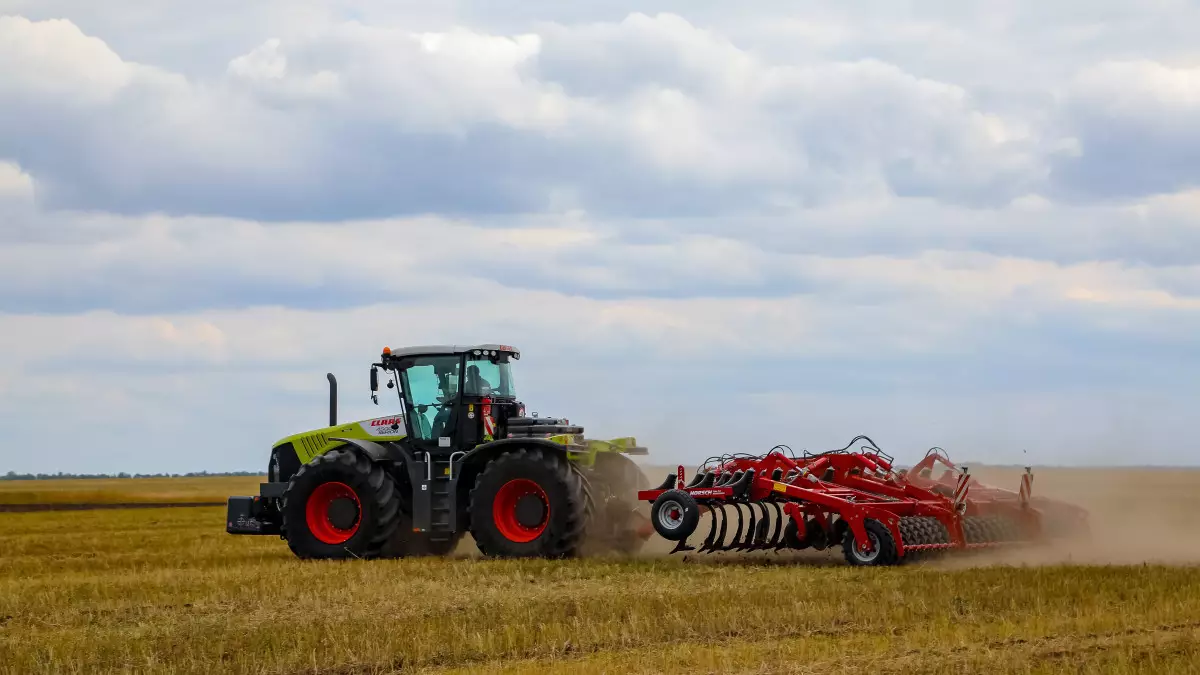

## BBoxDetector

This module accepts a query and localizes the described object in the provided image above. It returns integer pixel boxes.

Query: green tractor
[226,344,652,559]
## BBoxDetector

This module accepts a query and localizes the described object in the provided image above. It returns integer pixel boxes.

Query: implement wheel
[842,519,898,567]
[650,489,700,541]
[468,448,587,558]
[281,447,401,560]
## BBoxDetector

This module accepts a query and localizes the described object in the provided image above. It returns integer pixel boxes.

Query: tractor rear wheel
[468,448,587,558]
[281,447,401,560]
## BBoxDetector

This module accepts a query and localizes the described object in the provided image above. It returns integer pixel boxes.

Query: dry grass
[0,476,263,506]
[2,473,1200,674]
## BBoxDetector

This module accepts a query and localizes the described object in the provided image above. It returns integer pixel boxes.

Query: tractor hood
[273,413,409,465]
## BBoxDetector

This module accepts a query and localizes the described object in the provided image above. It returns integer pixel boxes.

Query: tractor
[226,344,651,559]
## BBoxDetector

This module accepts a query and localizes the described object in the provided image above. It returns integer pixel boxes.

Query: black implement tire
[650,489,701,541]
[468,448,588,558]
[842,519,898,567]
[281,447,401,560]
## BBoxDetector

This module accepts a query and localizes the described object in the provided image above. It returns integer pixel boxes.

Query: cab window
[463,356,515,397]
[400,356,460,440]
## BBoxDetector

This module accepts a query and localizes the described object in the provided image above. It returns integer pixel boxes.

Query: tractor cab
[372,344,525,454]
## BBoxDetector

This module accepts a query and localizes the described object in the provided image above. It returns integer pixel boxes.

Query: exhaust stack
[327,373,337,426]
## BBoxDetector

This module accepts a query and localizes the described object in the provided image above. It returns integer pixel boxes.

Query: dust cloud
[944,465,1200,567]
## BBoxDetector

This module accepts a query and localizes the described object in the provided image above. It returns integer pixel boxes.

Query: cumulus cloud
[0,12,1058,221]
[1,3,1199,472]
[1053,60,1200,200]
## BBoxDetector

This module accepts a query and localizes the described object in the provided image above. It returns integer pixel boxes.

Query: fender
[328,437,394,463]
[460,437,572,467]
[329,437,424,494]
[452,437,575,506]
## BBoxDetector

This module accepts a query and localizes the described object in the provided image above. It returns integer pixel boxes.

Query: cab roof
[380,344,520,359]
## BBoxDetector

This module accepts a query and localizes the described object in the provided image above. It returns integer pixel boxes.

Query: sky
[1,1,1198,474]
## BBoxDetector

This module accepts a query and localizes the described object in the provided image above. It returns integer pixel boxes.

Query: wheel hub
[657,499,685,532]
[852,532,881,562]
[327,497,359,530]
[305,481,362,545]
[493,478,550,543]
[514,493,546,528]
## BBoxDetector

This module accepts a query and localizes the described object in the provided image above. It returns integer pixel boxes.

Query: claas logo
[370,417,403,427]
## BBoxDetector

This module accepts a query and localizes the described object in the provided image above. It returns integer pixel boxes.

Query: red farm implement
[637,437,1090,566]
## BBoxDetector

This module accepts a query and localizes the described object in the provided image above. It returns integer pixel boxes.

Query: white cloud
[0,16,134,103]
[1052,59,1200,199]
[1,3,1200,471]
[0,160,34,203]
[0,12,1061,220]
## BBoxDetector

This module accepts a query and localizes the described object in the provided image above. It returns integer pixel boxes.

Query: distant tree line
[2,470,263,481]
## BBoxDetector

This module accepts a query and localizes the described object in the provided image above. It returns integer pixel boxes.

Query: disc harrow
[638,437,1090,566]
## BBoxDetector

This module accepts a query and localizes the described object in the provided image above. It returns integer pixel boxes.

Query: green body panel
[546,435,649,468]
[273,415,645,468]
[273,414,408,465]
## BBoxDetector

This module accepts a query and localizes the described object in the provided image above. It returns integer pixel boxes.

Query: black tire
[649,489,701,542]
[587,453,651,555]
[842,519,898,567]
[281,447,401,560]
[468,448,588,558]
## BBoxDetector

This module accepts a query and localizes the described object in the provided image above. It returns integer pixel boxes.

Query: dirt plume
[933,465,1200,567]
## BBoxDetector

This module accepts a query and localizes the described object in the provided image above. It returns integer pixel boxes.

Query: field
[0,476,260,508]
[2,467,1200,674]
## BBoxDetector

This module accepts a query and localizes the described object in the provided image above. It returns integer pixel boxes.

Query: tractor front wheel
[468,448,587,558]
[281,447,401,560]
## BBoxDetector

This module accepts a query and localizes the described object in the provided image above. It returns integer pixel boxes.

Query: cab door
[397,355,465,455]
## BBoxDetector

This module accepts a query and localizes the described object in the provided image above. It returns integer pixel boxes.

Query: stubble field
[2,466,1200,674]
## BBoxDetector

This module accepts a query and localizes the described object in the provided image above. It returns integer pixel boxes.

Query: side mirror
[370,366,379,405]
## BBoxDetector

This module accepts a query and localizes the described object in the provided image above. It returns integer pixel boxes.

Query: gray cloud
[2,4,1200,472]
[0,13,1057,221]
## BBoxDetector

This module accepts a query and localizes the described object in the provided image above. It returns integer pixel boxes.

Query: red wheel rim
[305,481,361,545]
[493,478,549,543]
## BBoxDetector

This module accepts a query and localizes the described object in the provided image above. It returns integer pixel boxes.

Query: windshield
[464,356,515,397]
